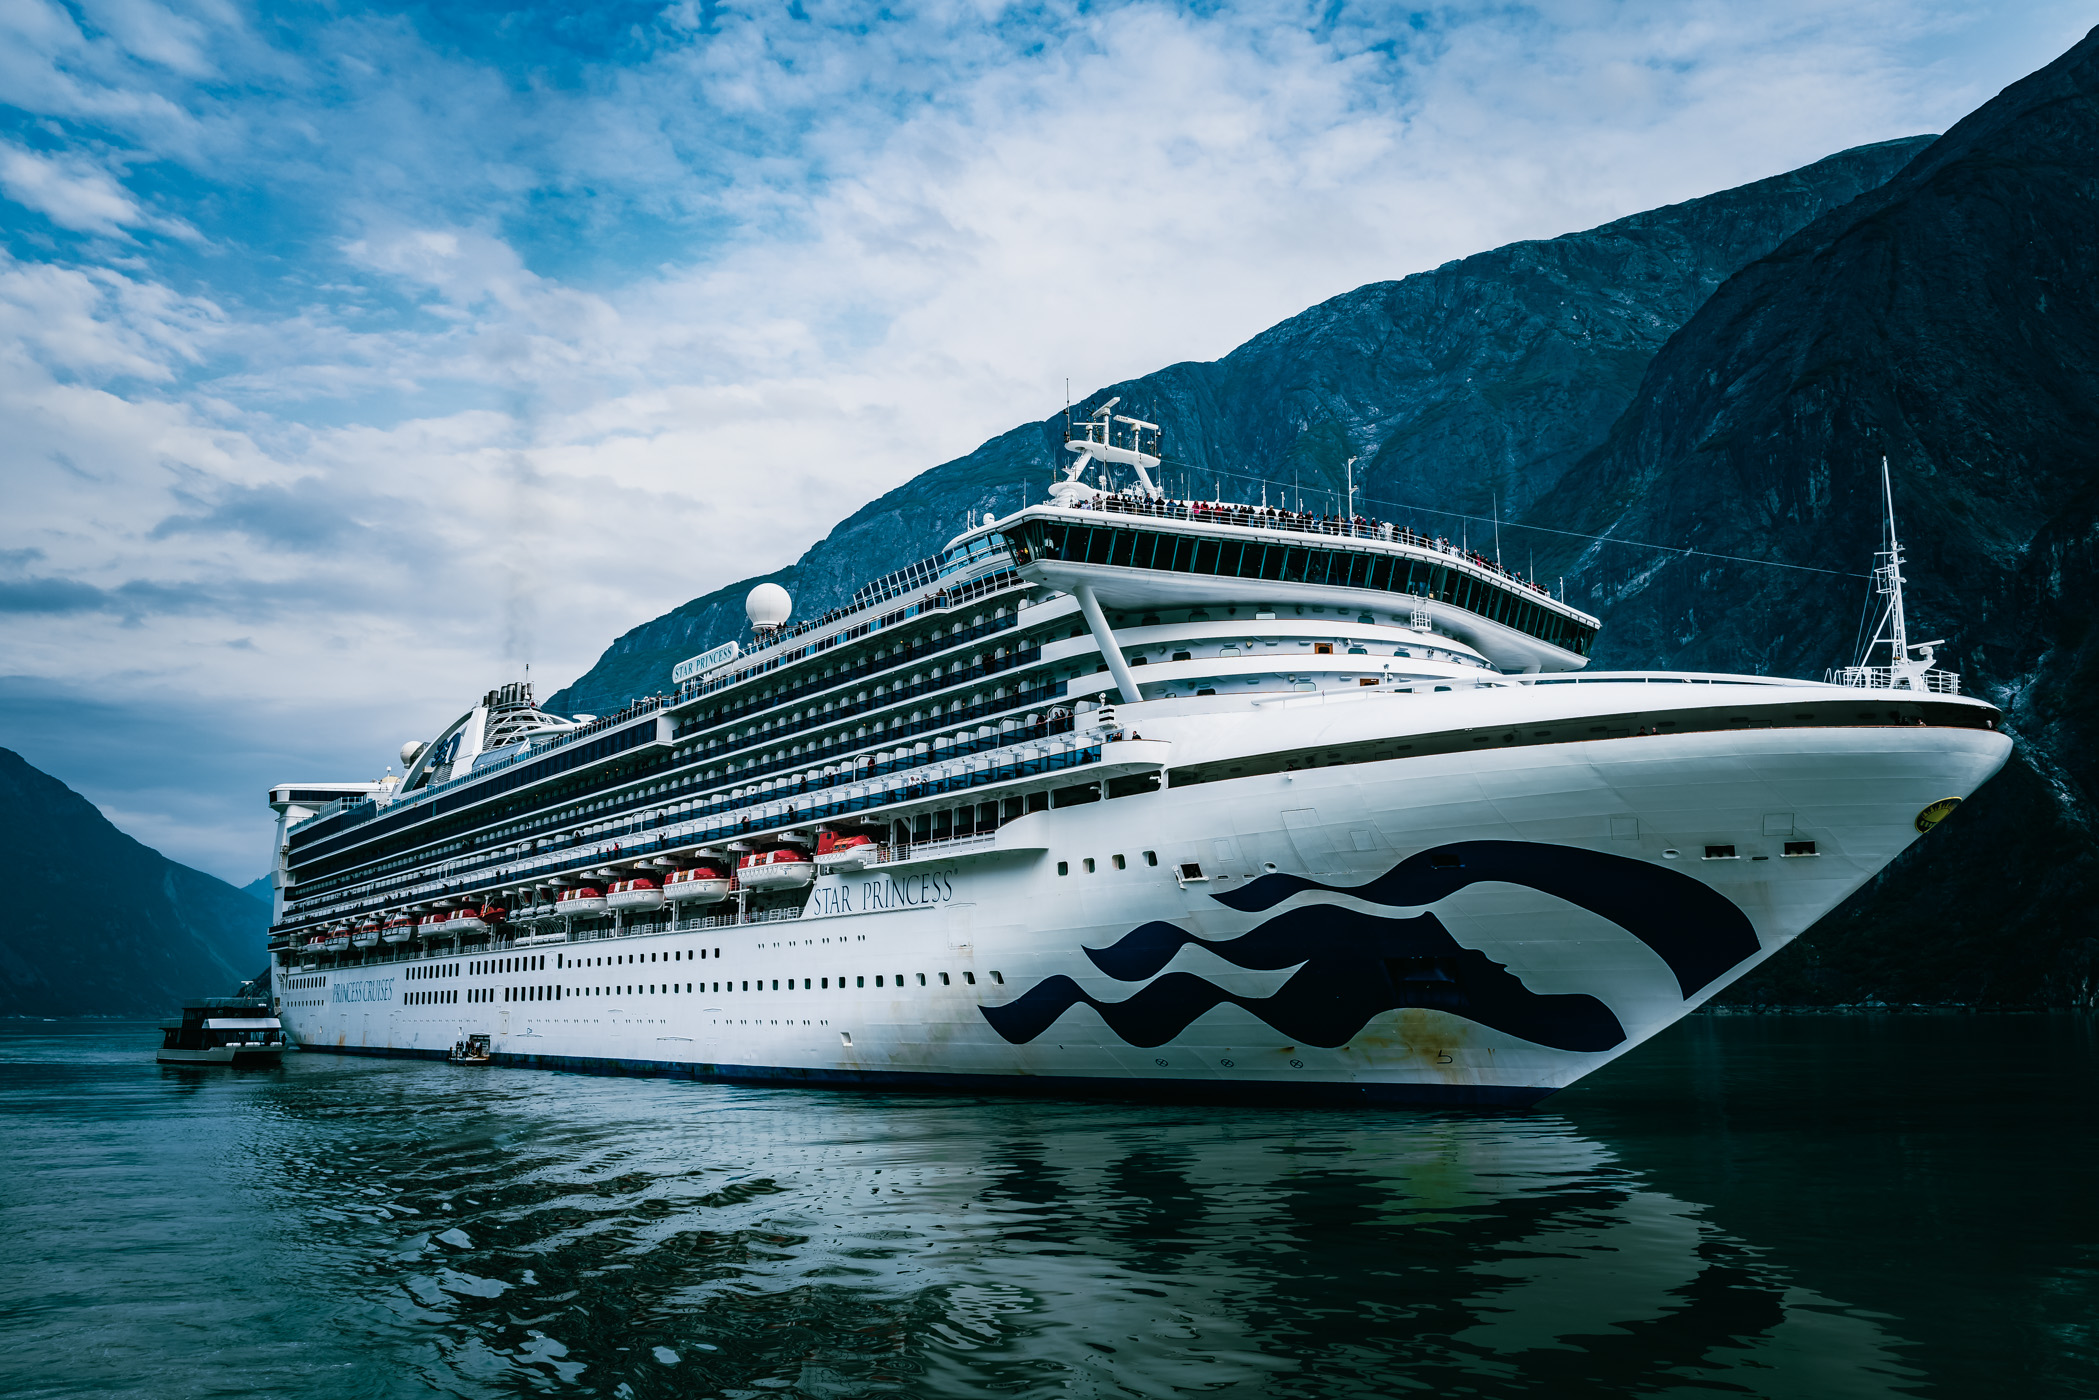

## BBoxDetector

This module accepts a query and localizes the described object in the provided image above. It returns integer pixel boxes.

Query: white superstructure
[266,440,2007,1106]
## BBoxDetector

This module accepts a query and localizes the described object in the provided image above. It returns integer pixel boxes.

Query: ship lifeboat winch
[737,847,815,891]
[381,914,415,944]
[664,866,731,905]
[607,877,663,912]
[557,886,609,916]
[814,830,881,873]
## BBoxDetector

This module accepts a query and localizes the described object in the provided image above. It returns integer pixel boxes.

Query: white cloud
[0,141,145,234]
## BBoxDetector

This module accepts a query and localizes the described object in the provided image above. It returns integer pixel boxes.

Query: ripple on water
[1,1017,2094,1398]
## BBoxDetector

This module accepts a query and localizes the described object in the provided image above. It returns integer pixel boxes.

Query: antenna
[1842,456,1948,692]
[1345,455,1356,528]
[1493,492,1503,568]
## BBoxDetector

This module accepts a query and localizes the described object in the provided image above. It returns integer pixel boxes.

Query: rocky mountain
[550,135,1929,716]
[1525,24,2099,1007]
[0,748,268,1018]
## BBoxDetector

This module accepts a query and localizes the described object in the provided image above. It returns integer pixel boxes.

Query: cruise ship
[264,420,2008,1105]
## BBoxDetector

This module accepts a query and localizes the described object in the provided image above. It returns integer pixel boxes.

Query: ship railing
[1826,665,1961,695]
[1073,493,1559,597]
[877,832,998,864]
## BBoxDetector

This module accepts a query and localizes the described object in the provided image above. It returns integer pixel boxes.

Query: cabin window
[1703,845,1738,860]
[1112,854,1126,870]
[964,972,976,985]
[917,973,926,985]
[1083,858,1096,873]
[1783,840,1819,857]
[857,976,865,988]
[940,972,951,985]
[991,971,1004,984]
[876,976,884,987]
[1144,851,1158,866]
[1057,861,1069,876]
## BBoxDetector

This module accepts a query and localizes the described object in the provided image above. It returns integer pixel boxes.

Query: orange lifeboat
[556,886,608,915]
[664,865,731,905]
[607,877,664,912]
[381,914,415,944]
[736,847,814,891]
[457,904,500,933]
[351,919,382,949]
[320,926,351,952]
[814,829,880,872]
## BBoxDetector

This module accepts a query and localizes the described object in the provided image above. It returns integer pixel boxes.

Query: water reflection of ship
[332,1099,1916,1396]
[874,1116,1922,1395]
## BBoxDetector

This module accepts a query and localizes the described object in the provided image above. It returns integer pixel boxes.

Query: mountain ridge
[0,748,267,1017]
[549,135,1932,716]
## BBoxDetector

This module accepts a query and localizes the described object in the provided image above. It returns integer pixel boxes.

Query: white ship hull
[278,693,2008,1106]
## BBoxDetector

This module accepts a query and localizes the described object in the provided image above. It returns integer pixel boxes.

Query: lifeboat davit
[814,830,881,872]
[737,847,814,891]
[665,866,731,905]
[351,919,381,949]
[557,886,608,916]
[381,914,415,944]
[607,877,664,912]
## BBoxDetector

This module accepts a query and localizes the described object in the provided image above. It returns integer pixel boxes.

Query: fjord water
[4,1018,2092,1399]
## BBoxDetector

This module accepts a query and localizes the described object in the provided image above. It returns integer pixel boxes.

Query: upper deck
[991,498,1595,671]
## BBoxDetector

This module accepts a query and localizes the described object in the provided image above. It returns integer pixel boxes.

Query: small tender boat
[449,1033,492,1066]
[350,919,381,949]
[606,877,663,912]
[417,912,449,939]
[665,865,731,904]
[814,830,881,872]
[320,927,351,952]
[737,847,815,891]
[381,914,415,944]
[158,998,287,1066]
[557,885,608,915]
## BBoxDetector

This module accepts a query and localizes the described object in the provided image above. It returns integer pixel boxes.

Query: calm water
[3,1017,2093,1399]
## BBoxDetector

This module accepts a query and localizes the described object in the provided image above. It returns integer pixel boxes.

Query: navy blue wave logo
[979,842,1759,1055]
[981,905,1628,1052]
[1212,840,1757,999]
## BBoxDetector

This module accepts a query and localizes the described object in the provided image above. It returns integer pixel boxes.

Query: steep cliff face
[550,136,1929,716]
[1530,26,2099,1006]
[0,749,267,1017]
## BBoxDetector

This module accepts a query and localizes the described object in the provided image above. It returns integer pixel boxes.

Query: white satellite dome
[400,740,426,767]
[746,582,793,631]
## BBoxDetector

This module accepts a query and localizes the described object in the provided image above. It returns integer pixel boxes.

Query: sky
[0,0,2089,884]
